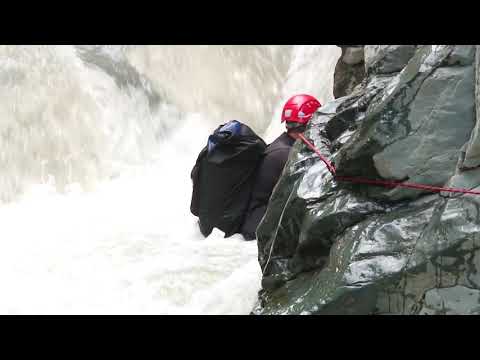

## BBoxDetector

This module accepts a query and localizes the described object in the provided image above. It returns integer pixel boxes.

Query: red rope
[297,133,337,175]
[335,176,480,195]
[297,134,480,196]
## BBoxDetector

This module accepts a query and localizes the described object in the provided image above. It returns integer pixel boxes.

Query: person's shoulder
[263,145,291,163]
[266,135,292,152]
[266,145,290,154]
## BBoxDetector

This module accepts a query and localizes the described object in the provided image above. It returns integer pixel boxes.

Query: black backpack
[190,120,267,238]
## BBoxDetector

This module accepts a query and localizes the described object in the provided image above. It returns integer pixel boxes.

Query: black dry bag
[190,120,266,238]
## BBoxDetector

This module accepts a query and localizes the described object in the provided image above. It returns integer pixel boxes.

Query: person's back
[241,132,295,240]
[241,94,322,240]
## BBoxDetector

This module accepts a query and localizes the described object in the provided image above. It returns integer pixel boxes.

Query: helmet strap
[286,125,306,141]
[286,122,306,131]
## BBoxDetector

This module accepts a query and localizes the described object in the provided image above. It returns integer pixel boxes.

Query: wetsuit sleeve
[241,148,290,240]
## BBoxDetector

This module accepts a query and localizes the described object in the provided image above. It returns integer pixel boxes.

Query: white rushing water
[0,45,340,314]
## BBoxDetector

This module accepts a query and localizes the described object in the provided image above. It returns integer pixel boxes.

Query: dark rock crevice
[333,46,366,99]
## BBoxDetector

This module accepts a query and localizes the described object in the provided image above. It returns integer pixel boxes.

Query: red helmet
[281,94,321,125]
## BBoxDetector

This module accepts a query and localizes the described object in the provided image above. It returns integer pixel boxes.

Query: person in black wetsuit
[241,94,322,240]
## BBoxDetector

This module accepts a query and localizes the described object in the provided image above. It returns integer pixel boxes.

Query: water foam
[0,45,340,314]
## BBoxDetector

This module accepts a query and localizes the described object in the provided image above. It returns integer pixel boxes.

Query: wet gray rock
[342,47,364,65]
[420,286,480,315]
[336,45,475,200]
[463,45,480,168]
[364,45,417,75]
[254,45,480,315]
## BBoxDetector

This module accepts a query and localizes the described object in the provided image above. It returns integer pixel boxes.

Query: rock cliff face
[254,45,480,315]
[333,46,365,99]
